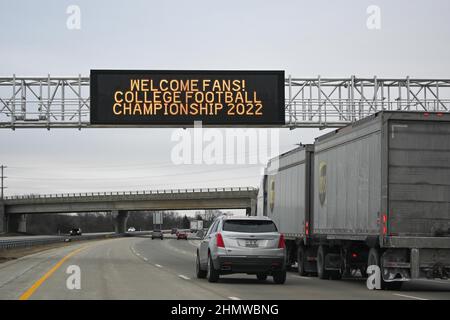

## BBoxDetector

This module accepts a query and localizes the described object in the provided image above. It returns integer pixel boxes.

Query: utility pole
[1,165,6,200]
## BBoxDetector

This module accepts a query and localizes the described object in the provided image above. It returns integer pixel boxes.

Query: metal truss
[0,75,90,129]
[1,75,449,129]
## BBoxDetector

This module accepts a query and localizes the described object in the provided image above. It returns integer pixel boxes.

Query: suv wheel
[207,255,220,283]
[196,252,207,279]
[273,270,286,284]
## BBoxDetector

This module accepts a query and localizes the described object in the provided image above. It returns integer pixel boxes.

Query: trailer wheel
[329,270,342,280]
[368,248,403,290]
[285,244,295,271]
[297,245,307,276]
[359,266,368,278]
[256,274,268,281]
[317,245,330,280]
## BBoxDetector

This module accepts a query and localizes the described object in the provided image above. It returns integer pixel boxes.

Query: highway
[0,235,449,300]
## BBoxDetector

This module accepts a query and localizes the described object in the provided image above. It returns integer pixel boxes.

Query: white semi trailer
[257,111,450,289]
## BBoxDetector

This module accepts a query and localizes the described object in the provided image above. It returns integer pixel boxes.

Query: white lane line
[178,274,191,280]
[228,296,241,300]
[143,257,148,261]
[393,293,429,300]
[155,264,163,268]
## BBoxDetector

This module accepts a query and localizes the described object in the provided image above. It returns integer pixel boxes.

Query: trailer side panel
[266,147,310,238]
[388,119,450,237]
[313,119,382,238]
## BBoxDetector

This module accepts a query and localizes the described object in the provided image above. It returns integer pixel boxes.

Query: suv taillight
[278,234,286,249]
[216,233,225,248]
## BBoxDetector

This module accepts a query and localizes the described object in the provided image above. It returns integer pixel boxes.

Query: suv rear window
[222,220,277,233]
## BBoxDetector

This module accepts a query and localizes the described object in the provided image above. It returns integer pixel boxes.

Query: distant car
[127,227,136,232]
[151,230,163,240]
[176,231,188,240]
[171,228,178,235]
[196,216,286,284]
[69,228,82,236]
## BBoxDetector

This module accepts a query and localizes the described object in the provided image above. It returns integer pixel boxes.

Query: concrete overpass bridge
[0,187,258,234]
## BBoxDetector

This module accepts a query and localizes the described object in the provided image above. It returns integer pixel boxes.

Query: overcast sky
[1,0,450,196]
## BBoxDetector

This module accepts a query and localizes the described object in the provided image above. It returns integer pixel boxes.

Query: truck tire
[297,245,308,276]
[207,255,220,283]
[256,274,268,281]
[273,270,286,284]
[359,267,368,278]
[285,246,293,271]
[317,245,330,280]
[196,252,207,279]
[329,270,342,280]
[368,248,403,290]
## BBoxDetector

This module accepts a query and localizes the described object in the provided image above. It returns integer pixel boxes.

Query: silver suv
[195,216,286,284]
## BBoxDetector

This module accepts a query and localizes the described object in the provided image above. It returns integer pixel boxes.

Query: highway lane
[134,236,450,300]
[2,237,225,300]
[0,236,449,300]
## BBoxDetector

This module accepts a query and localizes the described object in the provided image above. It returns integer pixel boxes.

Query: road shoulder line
[393,293,428,300]
[18,245,89,300]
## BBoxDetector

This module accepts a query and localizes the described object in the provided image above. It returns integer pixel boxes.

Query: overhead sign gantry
[0,73,449,129]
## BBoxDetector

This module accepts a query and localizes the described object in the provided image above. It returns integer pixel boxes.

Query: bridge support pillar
[0,202,5,233]
[6,213,27,233]
[113,210,128,234]
[246,199,257,216]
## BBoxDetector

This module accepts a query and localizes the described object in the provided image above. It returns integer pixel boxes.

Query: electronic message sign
[90,70,285,126]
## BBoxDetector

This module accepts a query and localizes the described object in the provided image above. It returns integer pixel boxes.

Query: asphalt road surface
[0,236,449,300]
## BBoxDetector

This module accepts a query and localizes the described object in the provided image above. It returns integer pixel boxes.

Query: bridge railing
[4,186,257,200]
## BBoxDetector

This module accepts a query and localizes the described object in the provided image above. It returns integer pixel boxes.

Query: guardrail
[4,187,257,201]
[0,233,121,250]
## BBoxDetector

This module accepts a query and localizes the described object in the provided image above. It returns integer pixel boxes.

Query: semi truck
[257,111,450,289]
